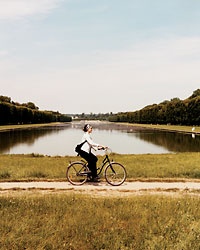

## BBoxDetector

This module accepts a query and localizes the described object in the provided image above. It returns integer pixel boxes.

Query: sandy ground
[0,181,200,197]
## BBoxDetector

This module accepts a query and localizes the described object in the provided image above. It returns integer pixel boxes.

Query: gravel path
[0,181,200,193]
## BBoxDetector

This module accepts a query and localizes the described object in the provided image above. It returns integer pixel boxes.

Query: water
[0,121,199,156]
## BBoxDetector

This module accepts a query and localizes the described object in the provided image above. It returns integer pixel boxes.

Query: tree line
[0,96,71,125]
[71,112,113,121]
[108,89,200,126]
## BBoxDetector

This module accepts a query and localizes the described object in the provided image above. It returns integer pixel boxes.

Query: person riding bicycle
[77,124,106,182]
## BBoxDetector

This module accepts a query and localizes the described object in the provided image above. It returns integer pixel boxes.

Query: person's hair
[83,124,91,132]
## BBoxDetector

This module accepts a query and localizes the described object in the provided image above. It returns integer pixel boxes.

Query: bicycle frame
[67,149,127,186]
[80,154,111,175]
[96,154,111,176]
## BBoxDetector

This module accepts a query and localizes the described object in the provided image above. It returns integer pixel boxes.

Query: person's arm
[85,133,107,149]
[84,133,99,148]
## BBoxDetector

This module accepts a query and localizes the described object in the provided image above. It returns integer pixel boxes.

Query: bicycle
[66,148,127,186]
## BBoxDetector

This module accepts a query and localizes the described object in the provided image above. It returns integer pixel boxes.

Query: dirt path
[0,181,200,197]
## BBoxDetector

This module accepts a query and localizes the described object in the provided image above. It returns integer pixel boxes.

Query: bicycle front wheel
[66,162,87,185]
[105,162,127,186]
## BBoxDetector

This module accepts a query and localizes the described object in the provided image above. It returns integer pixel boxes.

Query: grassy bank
[0,122,65,132]
[0,153,200,182]
[0,192,199,250]
[0,122,199,133]
[124,123,200,134]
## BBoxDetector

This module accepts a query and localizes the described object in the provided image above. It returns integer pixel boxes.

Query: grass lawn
[0,192,199,250]
[0,152,200,182]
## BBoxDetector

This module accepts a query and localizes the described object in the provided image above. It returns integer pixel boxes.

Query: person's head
[83,124,93,132]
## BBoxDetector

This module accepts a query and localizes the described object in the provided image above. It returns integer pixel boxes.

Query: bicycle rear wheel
[66,162,87,185]
[105,162,126,186]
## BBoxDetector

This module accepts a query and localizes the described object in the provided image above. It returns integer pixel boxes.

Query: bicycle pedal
[82,170,92,174]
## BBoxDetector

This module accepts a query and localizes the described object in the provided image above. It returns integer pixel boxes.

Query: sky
[1,0,200,114]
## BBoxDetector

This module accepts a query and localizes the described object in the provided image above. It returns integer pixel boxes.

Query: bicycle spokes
[66,162,88,185]
[105,162,126,186]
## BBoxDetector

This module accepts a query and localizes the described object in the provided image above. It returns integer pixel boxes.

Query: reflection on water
[135,130,200,152]
[0,121,200,155]
[0,124,72,155]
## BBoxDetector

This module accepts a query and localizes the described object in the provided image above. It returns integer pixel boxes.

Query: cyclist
[77,124,106,182]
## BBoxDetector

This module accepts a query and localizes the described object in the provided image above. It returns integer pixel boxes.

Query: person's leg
[88,153,98,178]
[79,150,98,178]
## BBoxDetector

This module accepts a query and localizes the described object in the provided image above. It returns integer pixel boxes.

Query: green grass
[123,123,200,134]
[0,122,62,132]
[0,153,200,182]
[0,193,199,250]
[0,122,198,133]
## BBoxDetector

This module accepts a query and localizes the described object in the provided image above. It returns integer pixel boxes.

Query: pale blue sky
[1,0,200,114]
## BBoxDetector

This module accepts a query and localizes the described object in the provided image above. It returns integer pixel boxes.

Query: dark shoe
[84,170,92,174]
[92,177,101,182]
[80,169,92,175]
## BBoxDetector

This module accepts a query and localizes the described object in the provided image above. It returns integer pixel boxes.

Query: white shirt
[81,132,99,153]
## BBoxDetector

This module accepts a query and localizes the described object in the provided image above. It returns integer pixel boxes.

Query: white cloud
[72,36,200,85]
[0,50,9,56]
[0,0,63,20]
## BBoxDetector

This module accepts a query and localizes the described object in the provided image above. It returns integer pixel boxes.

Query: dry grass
[1,153,200,182]
[0,192,199,250]
[0,122,62,132]
[123,123,200,134]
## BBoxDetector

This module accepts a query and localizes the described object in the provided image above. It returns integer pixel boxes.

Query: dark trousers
[79,150,98,178]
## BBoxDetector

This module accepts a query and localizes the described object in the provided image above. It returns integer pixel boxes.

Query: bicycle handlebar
[97,146,112,154]
[98,146,107,150]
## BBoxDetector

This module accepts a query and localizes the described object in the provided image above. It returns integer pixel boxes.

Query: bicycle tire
[66,162,88,185]
[105,162,127,186]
